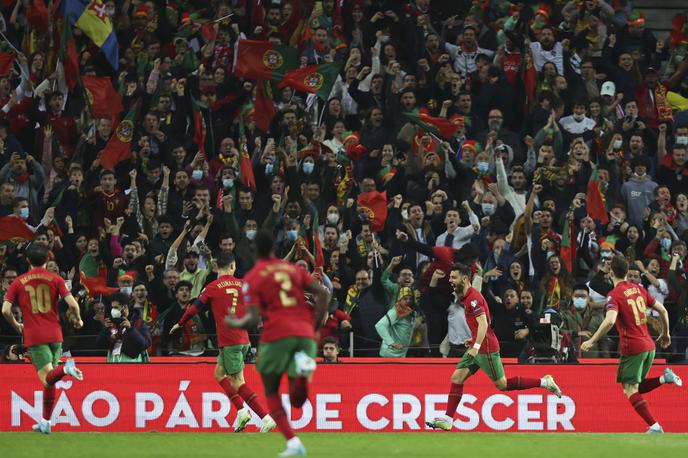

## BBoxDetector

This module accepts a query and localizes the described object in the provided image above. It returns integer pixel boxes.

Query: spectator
[322,337,341,363]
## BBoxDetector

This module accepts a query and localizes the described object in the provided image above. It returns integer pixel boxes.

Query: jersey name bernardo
[18,273,54,285]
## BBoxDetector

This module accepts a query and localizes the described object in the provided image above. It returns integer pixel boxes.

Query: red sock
[629,393,657,426]
[506,377,541,391]
[639,377,662,394]
[45,366,66,385]
[219,378,244,411]
[267,394,295,440]
[43,384,56,420]
[238,384,268,418]
[289,376,309,408]
[444,383,463,417]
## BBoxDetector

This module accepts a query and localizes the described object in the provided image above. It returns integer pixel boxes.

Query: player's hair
[610,255,629,279]
[26,242,49,267]
[450,262,471,277]
[216,251,235,269]
[255,230,275,259]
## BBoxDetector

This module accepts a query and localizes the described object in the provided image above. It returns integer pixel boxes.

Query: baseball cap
[600,81,615,97]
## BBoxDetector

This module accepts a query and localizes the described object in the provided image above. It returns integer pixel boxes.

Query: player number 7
[226,288,239,315]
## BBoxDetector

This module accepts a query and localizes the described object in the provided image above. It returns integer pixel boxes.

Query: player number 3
[274,272,297,307]
[25,284,52,314]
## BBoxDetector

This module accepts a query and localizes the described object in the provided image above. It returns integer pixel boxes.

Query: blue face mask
[120,286,132,296]
[303,162,315,175]
[572,297,587,310]
[660,238,672,250]
[222,178,234,188]
[287,230,299,241]
[191,169,204,181]
[19,207,29,219]
[481,203,495,215]
[245,229,257,240]
[265,163,274,175]
[477,162,489,174]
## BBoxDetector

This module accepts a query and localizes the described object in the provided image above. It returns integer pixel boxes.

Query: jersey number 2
[628,296,647,326]
[225,288,239,315]
[25,284,52,314]
[274,272,297,307]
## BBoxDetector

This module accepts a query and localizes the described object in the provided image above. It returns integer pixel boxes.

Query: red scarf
[14,172,29,183]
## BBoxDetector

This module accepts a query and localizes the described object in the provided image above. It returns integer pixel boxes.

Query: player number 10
[24,284,52,314]
[627,296,647,326]
[274,272,297,307]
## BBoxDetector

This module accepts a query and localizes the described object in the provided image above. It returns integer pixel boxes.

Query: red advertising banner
[1,363,686,432]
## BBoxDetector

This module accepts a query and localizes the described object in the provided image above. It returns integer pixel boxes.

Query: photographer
[96,293,151,363]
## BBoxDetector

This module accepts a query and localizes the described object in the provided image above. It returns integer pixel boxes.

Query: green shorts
[456,351,505,382]
[28,343,62,371]
[256,337,316,379]
[218,344,250,375]
[617,350,655,385]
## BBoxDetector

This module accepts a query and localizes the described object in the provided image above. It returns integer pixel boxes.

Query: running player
[169,251,275,432]
[581,254,682,433]
[1,243,84,434]
[227,230,330,457]
[426,263,562,431]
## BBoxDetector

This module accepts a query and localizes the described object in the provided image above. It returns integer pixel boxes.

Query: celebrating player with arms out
[427,263,562,431]
[581,255,683,433]
[169,251,275,433]
[227,230,330,457]
[1,243,84,434]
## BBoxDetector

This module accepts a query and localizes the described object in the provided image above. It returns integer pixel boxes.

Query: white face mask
[572,113,585,122]
[327,212,339,224]
[676,136,688,146]
[612,139,623,150]
[401,209,409,220]
[110,308,122,319]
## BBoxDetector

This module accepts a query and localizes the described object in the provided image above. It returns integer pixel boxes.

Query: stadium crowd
[1,0,688,363]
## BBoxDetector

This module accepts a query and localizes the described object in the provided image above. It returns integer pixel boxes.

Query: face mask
[481,203,495,215]
[600,250,612,259]
[401,209,409,220]
[572,297,587,310]
[573,113,585,122]
[19,207,29,219]
[110,308,122,319]
[222,178,234,188]
[612,139,623,150]
[327,212,339,224]
[303,162,315,174]
[676,136,688,146]
[660,238,672,250]
[477,162,489,173]
[546,251,555,260]
[107,7,116,16]
[287,230,299,241]
[265,163,274,175]
[381,34,391,44]
[191,169,204,181]
[120,286,132,295]
[245,229,257,240]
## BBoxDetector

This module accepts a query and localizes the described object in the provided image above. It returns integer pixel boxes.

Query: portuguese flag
[81,75,123,118]
[59,22,80,90]
[254,80,275,132]
[234,39,298,81]
[560,218,575,274]
[100,103,138,170]
[191,96,207,154]
[586,168,609,225]
[357,190,388,232]
[80,272,119,298]
[0,53,14,76]
[238,104,257,192]
[401,108,464,139]
[278,61,341,100]
[0,216,35,242]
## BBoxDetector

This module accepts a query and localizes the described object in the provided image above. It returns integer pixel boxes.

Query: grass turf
[3,432,688,458]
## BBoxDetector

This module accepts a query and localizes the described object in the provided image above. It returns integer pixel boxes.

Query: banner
[1,363,686,432]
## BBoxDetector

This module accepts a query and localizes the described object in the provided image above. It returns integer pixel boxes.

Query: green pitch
[3,432,688,458]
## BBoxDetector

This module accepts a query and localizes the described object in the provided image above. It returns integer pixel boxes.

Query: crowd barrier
[1,361,686,432]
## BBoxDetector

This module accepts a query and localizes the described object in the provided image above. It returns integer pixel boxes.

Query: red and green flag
[26,0,49,30]
[278,61,341,100]
[523,51,537,108]
[560,219,575,274]
[0,53,14,76]
[254,80,275,132]
[59,22,80,90]
[100,103,138,169]
[586,168,609,225]
[238,104,257,192]
[0,216,35,242]
[401,108,465,139]
[80,272,119,298]
[357,190,388,232]
[191,96,207,154]
[82,75,123,118]
[234,39,298,81]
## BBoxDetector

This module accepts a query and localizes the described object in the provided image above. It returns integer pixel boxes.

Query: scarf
[344,286,360,315]
[14,172,30,183]
[377,165,397,184]
[546,276,561,310]
[356,236,369,260]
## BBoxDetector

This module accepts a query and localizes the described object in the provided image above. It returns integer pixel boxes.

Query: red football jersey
[606,280,656,355]
[185,275,249,347]
[242,258,315,342]
[4,267,71,347]
[463,286,501,354]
